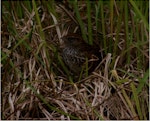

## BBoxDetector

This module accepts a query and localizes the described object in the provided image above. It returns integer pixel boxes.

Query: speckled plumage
[61,33,101,75]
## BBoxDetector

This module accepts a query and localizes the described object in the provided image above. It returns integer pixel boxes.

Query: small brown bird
[60,33,102,76]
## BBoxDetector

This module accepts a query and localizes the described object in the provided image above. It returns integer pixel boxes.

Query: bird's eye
[67,37,76,43]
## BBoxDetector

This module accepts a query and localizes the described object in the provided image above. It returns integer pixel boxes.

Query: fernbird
[60,33,102,76]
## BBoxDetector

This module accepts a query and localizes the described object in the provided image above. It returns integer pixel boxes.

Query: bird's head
[61,34,83,48]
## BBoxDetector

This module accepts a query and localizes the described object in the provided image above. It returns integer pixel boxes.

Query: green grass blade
[136,69,149,94]
[32,0,45,41]
[130,82,143,119]
[87,1,93,45]
[129,0,149,30]
[73,0,87,41]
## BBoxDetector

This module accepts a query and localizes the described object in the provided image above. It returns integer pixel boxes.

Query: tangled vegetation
[1,1,149,120]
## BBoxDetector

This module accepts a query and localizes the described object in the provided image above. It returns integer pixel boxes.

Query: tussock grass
[1,1,149,120]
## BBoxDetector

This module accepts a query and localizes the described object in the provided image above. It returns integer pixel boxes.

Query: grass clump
[1,1,149,120]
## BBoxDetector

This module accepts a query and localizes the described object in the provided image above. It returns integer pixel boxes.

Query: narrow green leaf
[73,0,87,41]
[129,0,148,30]
[87,1,93,45]
[130,82,143,119]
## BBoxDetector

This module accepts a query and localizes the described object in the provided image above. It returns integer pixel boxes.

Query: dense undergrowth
[1,1,149,120]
